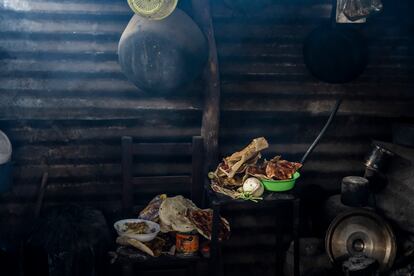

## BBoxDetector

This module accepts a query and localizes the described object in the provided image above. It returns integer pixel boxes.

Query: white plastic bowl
[114,219,160,242]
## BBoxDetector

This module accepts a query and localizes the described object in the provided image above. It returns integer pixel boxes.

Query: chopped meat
[186,209,230,241]
[265,158,302,180]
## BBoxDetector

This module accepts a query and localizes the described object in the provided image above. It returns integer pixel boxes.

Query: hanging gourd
[118,6,208,93]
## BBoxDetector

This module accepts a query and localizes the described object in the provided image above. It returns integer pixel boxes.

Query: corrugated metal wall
[0,0,201,216]
[214,1,413,274]
[0,0,413,275]
[214,0,414,191]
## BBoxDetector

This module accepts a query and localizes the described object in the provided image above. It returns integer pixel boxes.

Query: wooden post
[191,0,221,171]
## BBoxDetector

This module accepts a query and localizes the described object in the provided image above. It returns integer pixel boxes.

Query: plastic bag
[343,0,383,21]
[336,0,366,23]
[138,194,167,222]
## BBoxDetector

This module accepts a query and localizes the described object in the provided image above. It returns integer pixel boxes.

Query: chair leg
[293,199,300,276]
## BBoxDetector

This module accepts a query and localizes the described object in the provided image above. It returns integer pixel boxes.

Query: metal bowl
[325,209,396,272]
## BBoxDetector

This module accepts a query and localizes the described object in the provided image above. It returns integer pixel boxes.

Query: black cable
[300,97,343,165]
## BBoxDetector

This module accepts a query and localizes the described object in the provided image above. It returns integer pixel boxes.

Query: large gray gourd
[118,9,208,93]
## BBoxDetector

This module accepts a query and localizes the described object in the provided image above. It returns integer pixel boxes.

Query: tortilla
[116,236,154,257]
[116,236,165,257]
[158,196,197,233]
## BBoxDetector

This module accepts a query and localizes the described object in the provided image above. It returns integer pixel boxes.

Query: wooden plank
[133,143,192,156]
[192,0,221,170]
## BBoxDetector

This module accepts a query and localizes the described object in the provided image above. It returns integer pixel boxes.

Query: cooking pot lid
[325,209,396,272]
[0,130,12,165]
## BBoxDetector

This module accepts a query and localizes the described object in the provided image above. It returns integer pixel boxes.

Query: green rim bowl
[261,172,300,192]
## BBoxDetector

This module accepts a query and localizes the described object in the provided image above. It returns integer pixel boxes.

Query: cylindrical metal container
[326,209,396,273]
[364,144,394,172]
[176,231,199,257]
[341,176,370,207]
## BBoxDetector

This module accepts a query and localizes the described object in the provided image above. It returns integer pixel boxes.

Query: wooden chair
[118,136,206,276]
[121,136,204,213]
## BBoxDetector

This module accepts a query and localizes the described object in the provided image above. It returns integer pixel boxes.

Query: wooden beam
[192,0,221,171]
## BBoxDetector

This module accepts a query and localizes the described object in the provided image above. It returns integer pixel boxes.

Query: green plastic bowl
[261,172,300,192]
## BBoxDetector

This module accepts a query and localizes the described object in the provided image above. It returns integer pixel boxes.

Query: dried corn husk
[222,137,269,179]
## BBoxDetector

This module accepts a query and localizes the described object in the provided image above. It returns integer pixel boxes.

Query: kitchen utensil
[365,143,395,172]
[127,0,178,20]
[326,209,397,272]
[300,98,343,165]
[341,176,370,207]
[303,0,368,83]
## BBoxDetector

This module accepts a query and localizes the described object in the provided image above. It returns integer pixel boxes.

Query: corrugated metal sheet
[0,0,201,212]
[0,0,413,275]
[0,0,203,258]
[214,0,414,191]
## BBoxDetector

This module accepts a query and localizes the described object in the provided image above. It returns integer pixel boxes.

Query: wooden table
[204,182,301,276]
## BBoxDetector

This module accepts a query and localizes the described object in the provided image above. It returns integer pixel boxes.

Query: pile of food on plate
[208,137,302,201]
[111,195,230,260]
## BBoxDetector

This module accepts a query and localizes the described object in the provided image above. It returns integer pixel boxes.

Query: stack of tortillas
[159,195,197,233]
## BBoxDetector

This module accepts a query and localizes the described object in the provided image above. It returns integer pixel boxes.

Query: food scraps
[116,236,165,257]
[209,137,302,200]
[124,222,152,235]
[158,195,197,233]
[159,196,230,240]
[115,195,231,258]
[138,194,167,222]
[186,209,230,241]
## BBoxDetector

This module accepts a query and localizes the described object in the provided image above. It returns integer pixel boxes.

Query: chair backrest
[121,136,204,214]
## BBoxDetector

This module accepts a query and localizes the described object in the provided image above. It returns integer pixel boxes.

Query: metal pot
[303,24,368,83]
[364,143,395,172]
[326,209,397,272]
